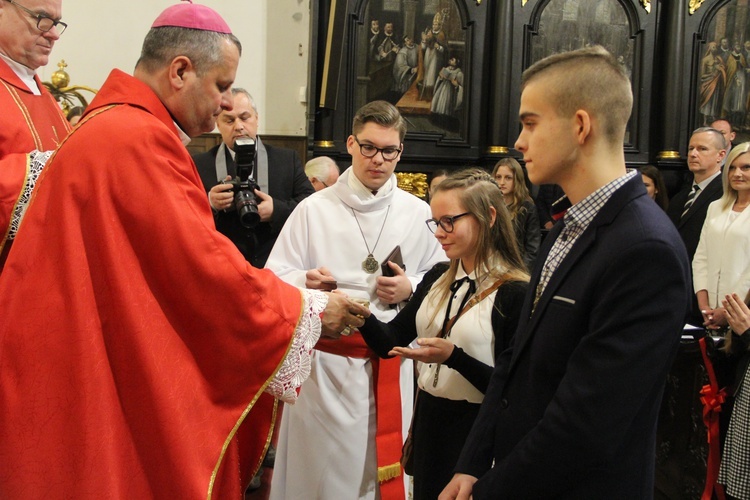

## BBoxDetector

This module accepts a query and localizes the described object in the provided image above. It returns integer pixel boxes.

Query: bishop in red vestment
[0,3,366,498]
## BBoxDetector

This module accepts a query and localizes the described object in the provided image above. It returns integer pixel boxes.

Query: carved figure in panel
[697,0,750,139]
[392,34,419,94]
[430,56,463,132]
[699,42,727,125]
[722,41,747,127]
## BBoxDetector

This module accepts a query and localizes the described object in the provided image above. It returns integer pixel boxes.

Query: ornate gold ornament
[689,0,705,15]
[396,172,428,200]
[640,0,651,14]
[657,151,682,160]
[42,60,97,114]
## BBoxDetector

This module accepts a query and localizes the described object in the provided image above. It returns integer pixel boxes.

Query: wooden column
[487,0,514,156]
[656,0,687,160]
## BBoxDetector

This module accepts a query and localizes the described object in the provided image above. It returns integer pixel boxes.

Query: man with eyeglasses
[267,100,445,500]
[0,2,370,498]
[0,0,69,271]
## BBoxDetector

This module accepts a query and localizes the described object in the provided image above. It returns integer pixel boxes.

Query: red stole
[316,334,406,499]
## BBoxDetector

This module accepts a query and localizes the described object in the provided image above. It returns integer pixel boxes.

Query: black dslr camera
[223,137,261,228]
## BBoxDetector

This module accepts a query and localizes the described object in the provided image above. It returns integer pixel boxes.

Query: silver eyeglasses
[6,0,67,35]
[425,212,472,233]
[353,136,402,161]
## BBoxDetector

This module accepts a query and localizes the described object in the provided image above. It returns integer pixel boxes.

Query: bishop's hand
[320,294,370,339]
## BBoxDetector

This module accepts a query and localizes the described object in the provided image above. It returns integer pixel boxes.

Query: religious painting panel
[528,0,636,144]
[694,0,750,142]
[354,0,468,139]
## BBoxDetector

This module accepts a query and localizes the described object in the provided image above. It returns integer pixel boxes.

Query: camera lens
[234,190,260,228]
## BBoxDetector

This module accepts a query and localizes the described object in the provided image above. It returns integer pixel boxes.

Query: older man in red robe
[0,2,368,498]
[0,0,70,269]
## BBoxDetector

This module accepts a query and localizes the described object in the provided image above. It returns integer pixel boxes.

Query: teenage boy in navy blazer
[441,46,691,500]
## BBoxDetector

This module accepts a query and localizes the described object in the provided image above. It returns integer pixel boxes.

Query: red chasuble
[0,58,70,262]
[0,69,302,499]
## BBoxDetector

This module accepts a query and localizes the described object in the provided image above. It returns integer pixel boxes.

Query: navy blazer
[193,142,314,267]
[665,174,723,262]
[454,175,691,499]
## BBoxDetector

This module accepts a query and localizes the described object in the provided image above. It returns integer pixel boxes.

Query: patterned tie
[681,184,700,219]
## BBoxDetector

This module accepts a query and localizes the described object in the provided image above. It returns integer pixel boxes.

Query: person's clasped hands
[701,305,728,330]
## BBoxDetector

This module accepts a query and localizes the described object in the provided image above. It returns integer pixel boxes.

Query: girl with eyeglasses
[358,168,529,499]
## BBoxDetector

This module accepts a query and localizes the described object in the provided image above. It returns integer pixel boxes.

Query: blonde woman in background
[693,142,750,332]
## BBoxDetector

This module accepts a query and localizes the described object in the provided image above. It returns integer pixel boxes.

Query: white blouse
[415,261,500,404]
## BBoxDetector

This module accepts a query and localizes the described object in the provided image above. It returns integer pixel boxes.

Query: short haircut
[521,46,633,145]
[305,156,338,184]
[231,88,258,114]
[136,27,242,76]
[719,141,750,210]
[710,118,734,133]
[691,127,726,150]
[352,100,407,142]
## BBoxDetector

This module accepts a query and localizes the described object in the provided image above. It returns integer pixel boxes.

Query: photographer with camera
[194,88,314,268]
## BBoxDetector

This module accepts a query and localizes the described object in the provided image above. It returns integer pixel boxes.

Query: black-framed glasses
[425,212,472,234]
[354,136,402,161]
[6,0,67,35]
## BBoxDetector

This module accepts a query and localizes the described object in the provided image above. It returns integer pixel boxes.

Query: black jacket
[456,175,692,499]
[193,143,314,267]
[359,262,528,393]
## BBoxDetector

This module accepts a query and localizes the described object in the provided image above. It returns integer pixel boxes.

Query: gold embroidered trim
[0,83,83,253]
[1,79,43,150]
[0,155,30,254]
[207,289,304,499]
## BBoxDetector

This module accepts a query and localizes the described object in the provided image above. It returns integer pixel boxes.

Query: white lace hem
[264,289,327,404]
[8,150,52,241]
